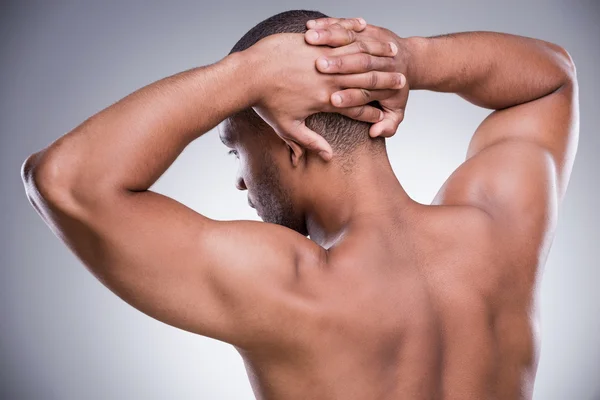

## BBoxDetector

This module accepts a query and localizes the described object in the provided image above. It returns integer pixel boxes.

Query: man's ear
[287,140,304,167]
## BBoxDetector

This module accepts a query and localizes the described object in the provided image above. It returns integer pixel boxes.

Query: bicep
[40,187,324,349]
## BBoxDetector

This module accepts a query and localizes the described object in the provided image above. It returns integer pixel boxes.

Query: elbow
[553,44,577,85]
[21,153,38,186]
[21,151,77,209]
[21,152,51,194]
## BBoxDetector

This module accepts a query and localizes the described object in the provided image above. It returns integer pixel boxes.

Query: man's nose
[235,175,247,191]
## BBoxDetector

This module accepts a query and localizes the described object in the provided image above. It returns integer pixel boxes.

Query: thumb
[369,109,404,138]
[289,122,333,161]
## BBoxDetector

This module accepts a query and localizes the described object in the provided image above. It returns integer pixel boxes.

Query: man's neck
[304,151,414,249]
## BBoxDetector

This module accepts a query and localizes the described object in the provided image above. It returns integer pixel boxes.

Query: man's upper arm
[26,177,326,350]
[433,76,578,245]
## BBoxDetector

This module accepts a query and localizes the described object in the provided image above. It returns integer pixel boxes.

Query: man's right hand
[246,30,405,161]
[305,18,410,139]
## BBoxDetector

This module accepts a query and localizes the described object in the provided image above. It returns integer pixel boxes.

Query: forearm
[402,31,575,109]
[25,51,254,199]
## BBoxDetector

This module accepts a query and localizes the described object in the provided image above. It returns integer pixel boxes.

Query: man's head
[221,10,387,235]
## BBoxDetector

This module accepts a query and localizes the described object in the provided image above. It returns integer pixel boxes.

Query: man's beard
[252,152,308,236]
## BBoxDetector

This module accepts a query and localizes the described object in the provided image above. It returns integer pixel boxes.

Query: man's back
[238,202,541,400]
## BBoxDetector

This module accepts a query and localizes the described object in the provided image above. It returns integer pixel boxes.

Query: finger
[306,17,367,31]
[369,109,404,138]
[306,17,342,29]
[335,105,385,123]
[316,53,397,74]
[334,71,406,90]
[330,18,367,32]
[305,25,357,47]
[330,39,398,57]
[290,122,333,161]
[331,89,397,108]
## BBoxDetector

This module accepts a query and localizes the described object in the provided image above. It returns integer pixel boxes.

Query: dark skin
[21,15,578,400]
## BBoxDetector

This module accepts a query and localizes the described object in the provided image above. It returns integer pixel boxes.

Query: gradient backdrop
[1,1,598,399]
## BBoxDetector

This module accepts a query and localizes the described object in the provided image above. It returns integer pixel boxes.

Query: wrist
[221,50,264,109]
[397,36,429,90]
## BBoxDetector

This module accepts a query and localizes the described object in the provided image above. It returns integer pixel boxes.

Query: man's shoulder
[420,203,494,245]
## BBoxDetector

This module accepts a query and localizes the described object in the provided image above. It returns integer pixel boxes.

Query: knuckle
[366,110,379,122]
[305,138,319,149]
[371,56,382,71]
[346,29,355,43]
[334,57,343,70]
[356,40,368,53]
[369,72,378,89]
[353,106,366,119]
[385,57,396,71]
[361,54,373,70]
[370,57,381,71]
[360,88,371,101]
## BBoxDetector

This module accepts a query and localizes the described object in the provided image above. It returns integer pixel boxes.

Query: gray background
[1,1,598,399]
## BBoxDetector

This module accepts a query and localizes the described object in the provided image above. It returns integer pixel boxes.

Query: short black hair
[229,9,385,157]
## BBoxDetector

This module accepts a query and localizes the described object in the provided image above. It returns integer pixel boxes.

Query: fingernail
[358,18,366,25]
[332,94,342,105]
[307,30,319,41]
[389,42,398,55]
[317,58,329,70]
[307,20,316,28]
[379,112,384,121]
[399,73,406,88]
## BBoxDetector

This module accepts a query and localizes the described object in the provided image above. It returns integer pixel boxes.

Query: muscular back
[238,202,540,400]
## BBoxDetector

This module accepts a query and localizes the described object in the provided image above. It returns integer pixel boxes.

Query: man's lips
[248,197,255,209]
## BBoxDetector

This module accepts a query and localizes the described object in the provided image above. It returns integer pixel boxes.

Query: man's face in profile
[220,115,309,236]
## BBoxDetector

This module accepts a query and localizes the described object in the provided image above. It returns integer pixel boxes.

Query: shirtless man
[21,9,578,400]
